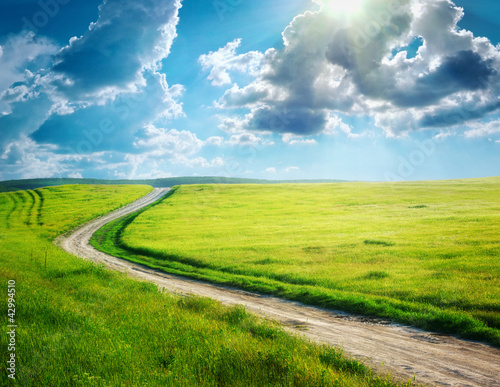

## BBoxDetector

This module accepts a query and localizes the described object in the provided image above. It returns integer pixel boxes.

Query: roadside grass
[92,178,500,347]
[0,185,405,386]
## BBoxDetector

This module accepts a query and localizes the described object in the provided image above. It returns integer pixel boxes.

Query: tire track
[3,193,16,229]
[14,191,32,226]
[34,188,45,226]
[26,190,37,226]
[8,191,28,228]
[57,188,500,387]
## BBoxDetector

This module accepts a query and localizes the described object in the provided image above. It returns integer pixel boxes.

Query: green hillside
[92,178,500,346]
[0,185,403,386]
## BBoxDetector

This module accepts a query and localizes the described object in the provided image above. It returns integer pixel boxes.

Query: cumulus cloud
[50,0,181,102]
[217,106,324,136]
[0,88,54,151]
[324,113,353,134]
[204,136,225,146]
[217,115,250,134]
[209,0,500,137]
[0,32,57,93]
[199,39,264,86]
[30,71,184,154]
[134,125,204,156]
[0,0,187,179]
[122,124,227,176]
[323,113,368,138]
[0,135,95,180]
[0,32,57,115]
[215,83,272,108]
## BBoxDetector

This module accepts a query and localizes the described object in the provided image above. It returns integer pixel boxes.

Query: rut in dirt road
[57,187,500,387]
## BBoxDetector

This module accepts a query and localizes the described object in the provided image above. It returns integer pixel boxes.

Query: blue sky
[0,0,499,181]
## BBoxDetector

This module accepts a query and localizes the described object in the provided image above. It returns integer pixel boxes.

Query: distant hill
[0,177,349,192]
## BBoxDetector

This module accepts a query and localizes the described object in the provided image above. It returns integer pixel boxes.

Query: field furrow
[7,191,25,228]
[33,188,45,226]
[26,190,38,226]
[14,190,33,226]
[0,193,16,228]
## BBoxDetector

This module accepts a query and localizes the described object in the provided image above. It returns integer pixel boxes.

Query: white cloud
[228,132,274,146]
[0,84,32,113]
[132,170,174,179]
[325,113,371,138]
[216,112,273,136]
[126,124,228,175]
[0,0,186,176]
[215,83,272,109]
[0,123,225,180]
[264,167,276,173]
[434,131,454,140]
[211,157,225,167]
[217,114,250,133]
[285,166,300,173]
[282,133,317,145]
[100,151,225,180]
[0,32,57,115]
[134,125,204,156]
[199,39,264,86]
[324,113,352,134]
[50,0,182,103]
[464,120,500,138]
[205,136,225,146]
[0,32,57,93]
[0,135,96,179]
[208,0,500,137]
[172,155,225,168]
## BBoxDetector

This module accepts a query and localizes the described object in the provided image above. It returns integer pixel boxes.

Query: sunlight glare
[322,0,364,15]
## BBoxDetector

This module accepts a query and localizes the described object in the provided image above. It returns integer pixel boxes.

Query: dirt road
[57,188,500,387]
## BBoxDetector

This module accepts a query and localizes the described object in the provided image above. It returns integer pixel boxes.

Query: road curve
[57,188,500,387]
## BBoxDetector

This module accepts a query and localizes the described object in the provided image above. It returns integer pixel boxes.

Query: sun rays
[321,0,364,15]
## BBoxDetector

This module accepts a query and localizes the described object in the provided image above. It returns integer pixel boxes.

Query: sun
[322,0,364,15]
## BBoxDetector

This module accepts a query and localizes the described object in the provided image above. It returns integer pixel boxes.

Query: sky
[0,0,499,182]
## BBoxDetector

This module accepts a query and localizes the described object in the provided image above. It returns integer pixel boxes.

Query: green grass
[91,178,500,347]
[0,185,404,386]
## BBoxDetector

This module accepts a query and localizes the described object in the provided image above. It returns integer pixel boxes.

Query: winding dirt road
[57,188,500,387]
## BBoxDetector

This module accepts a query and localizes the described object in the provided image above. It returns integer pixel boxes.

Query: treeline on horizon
[0,176,349,192]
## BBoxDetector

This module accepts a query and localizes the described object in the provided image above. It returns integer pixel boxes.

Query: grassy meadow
[92,178,500,346]
[0,184,404,386]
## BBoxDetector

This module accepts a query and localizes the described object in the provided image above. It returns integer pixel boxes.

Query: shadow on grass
[364,240,395,247]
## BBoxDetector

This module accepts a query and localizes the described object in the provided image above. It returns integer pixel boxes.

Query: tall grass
[0,185,405,386]
[93,178,500,346]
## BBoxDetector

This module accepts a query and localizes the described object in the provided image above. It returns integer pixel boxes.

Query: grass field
[0,184,404,386]
[92,178,500,347]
